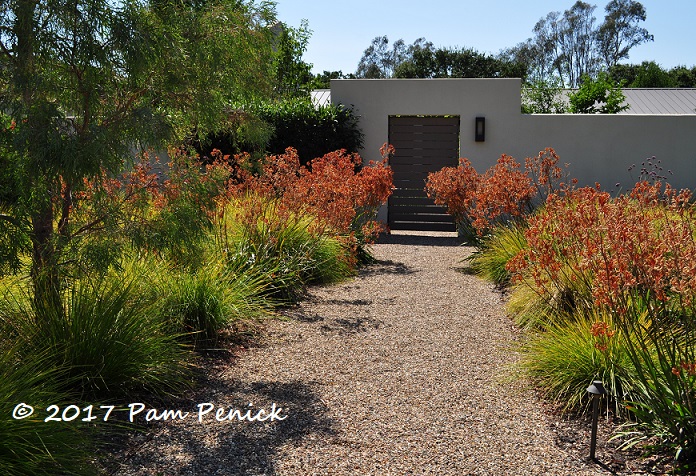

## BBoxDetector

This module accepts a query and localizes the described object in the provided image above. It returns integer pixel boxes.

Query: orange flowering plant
[506,177,696,459]
[425,148,566,238]
[230,145,394,260]
[64,147,235,273]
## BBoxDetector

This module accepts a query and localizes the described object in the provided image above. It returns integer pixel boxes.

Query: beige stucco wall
[331,78,696,201]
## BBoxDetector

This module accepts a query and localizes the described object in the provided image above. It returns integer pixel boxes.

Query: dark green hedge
[201,98,364,166]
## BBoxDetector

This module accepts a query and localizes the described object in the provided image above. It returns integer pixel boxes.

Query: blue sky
[274,0,696,75]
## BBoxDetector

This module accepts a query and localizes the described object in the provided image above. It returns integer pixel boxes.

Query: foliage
[217,197,354,303]
[2,271,193,400]
[220,98,365,166]
[609,61,696,88]
[0,0,277,312]
[198,110,275,166]
[568,72,629,114]
[356,36,402,78]
[597,0,653,68]
[506,178,696,460]
[233,146,394,251]
[152,257,272,349]
[522,78,569,114]
[503,0,652,86]
[272,100,362,163]
[468,223,528,287]
[517,310,639,415]
[309,70,357,89]
[356,36,525,79]
[61,148,233,276]
[272,20,314,98]
[0,341,94,476]
[425,148,565,238]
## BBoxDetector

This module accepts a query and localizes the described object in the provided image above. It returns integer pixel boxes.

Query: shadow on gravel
[320,315,383,335]
[360,259,414,276]
[375,232,463,247]
[323,298,372,306]
[106,380,335,475]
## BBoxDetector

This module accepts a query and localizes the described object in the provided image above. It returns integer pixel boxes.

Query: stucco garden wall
[331,78,696,196]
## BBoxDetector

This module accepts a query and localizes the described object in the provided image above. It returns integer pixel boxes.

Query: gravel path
[106,231,611,475]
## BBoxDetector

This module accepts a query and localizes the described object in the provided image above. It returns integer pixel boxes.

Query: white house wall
[331,79,696,222]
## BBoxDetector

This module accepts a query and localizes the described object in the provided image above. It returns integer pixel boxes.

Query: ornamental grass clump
[0,342,94,476]
[151,256,273,350]
[468,223,528,287]
[507,179,696,461]
[516,309,640,415]
[2,271,193,400]
[216,196,354,303]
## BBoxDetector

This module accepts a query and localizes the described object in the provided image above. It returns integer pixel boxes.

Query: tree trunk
[31,200,62,316]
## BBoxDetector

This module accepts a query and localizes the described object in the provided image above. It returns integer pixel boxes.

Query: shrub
[250,98,364,166]
[507,180,696,460]
[425,148,565,238]
[568,72,629,114]
[232,146,394,259]
[70,148,234,276]
[199,98,364,167]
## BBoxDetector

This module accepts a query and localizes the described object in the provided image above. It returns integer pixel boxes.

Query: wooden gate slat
[388,115,459,231]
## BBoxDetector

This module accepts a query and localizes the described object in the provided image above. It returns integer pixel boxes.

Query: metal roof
[310,89,331,108]
[618,88,696,114]
[317,87,696,114]
[557,88,696,114]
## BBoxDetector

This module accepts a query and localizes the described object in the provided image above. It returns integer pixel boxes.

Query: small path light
[587,380,607,461]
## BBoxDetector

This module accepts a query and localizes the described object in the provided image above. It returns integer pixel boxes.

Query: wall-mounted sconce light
[475,117,485,142]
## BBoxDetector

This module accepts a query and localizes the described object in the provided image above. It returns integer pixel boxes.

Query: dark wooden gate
[388,116,460,231]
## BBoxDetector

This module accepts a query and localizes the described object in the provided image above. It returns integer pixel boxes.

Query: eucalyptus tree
[357,36,524,80]
[0,0,277,309]
[506,0,652,87]
[597,0,653,68]
[356,36,408,78]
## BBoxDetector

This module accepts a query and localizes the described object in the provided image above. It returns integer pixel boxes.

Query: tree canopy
[501,0,653,87]
[0,0,278,306]
[355,36,526,80]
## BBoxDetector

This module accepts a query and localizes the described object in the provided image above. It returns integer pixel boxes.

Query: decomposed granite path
[105,231,613,476]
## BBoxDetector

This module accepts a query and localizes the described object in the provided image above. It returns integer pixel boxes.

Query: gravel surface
[103,231,625,475]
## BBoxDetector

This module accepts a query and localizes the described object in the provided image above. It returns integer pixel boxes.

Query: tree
[0,0,277,310]
[597,0,653,68]
[670,65,696,88]
[357,36,524,80]
[508,0,652,87]
[610,62,696,88]
[392,38,436,78]
[356,36,390,78]
[558,1,601,87]
[522,78,569,114]
[631,61,675,87]
[309,70,356,89]
[272,19,314,98]
[568,72,628,113]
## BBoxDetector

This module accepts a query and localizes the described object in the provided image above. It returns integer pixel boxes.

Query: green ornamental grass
[468,223,528,286]
[1,272,192,400]
[517,309,639,415]
[0,340,95,476]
